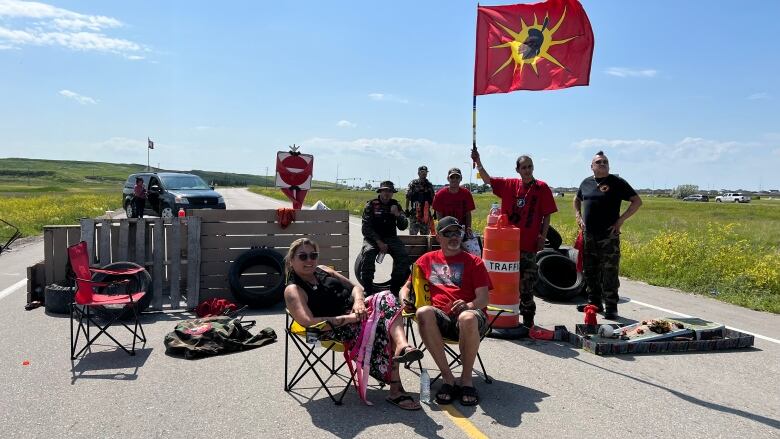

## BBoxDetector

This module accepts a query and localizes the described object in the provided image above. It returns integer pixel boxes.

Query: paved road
[0,188,778,438]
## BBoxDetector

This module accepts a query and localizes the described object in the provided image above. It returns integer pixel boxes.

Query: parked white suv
[715,193,751,203]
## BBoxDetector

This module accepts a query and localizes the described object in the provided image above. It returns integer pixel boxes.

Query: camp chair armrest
[486,305,512,314]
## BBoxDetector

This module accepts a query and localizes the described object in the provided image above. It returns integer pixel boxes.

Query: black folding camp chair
[283,311,357,405]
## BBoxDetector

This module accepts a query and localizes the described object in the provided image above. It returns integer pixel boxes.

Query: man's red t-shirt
[415,250,491,311]
[432,187,475,225]
[490,177,558,252]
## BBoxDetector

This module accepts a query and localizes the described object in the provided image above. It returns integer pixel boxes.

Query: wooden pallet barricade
[191,209,349,303]
[38,218,200,310]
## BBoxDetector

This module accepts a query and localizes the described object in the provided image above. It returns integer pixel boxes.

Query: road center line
[441,404,489,439]
[0,278,27,301]
[626,297,780,345]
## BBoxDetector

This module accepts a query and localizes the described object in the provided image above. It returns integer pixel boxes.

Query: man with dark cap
[360,180,411,295]
[399,216,490,406]
[574,151,642,320]
[405,165,435,235]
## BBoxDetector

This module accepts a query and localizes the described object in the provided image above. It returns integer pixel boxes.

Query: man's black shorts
[432,307,487,340]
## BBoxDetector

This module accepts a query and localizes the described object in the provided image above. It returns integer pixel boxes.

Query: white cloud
[304,136,445,160]
[747,92,770,100]
[336,120,357,128]
[368,92,409,104]
[94,137,144,153]
[58,89,96,105]
[604,67,658,78]
[0,0,144,57]
[574,136,758,163]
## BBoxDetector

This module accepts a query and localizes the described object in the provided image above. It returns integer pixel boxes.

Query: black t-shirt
[290,268,354,317]
[576,174,637,238]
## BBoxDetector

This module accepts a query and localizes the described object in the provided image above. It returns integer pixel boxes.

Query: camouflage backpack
[164,316,276,359]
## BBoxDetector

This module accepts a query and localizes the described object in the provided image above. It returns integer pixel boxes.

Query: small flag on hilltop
[474,0,594,95]
[148,138,154,149]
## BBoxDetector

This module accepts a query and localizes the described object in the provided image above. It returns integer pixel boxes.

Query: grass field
[251,187,780,313]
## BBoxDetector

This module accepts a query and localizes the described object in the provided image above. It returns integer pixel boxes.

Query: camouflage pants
[359,236,410,295]
[518,251,537,324]
[408,218,430,235]
[582,233,621,310]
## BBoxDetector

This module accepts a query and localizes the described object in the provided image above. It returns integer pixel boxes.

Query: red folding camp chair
[68,241,147,359]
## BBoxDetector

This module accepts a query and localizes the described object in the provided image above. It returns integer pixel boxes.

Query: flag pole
[147,139,150,171]
[471,2,480,168]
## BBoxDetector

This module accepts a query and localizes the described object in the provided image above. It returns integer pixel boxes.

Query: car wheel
[716,199,722,202]
[161,205,174,218]
[125,202,134,218]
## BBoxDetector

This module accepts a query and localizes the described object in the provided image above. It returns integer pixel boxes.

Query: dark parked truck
[123,172,226,218]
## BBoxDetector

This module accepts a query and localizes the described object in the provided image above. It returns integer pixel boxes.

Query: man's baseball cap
[377,180,397,193]
[436,216,463,234]
[418,165,428,172]
[448,167,462,178]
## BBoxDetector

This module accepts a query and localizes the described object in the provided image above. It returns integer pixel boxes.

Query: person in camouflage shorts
[405,165,435,235]
[518,251,539,324]
[574,151,642,319]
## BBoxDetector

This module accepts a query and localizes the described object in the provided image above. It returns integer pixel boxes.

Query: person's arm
[393,202,409,230]
[399,278,414,311]
[469,286,490,310]
[464,211,473,233]
[573,196,585,230]
[538,214,551,251]
[284,284,358,328]
[321,266,367,320]
[611,195,642,234]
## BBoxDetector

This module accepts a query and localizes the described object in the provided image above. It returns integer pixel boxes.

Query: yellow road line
[441,404,489,439]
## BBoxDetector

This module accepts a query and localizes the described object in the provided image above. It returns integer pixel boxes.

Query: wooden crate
[191,209,349,303]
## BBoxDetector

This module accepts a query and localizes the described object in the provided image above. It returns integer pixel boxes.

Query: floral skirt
[323,291,401,385]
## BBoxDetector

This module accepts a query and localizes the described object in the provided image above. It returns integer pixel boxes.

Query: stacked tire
[535,247,584,301]
[353,251,392,295]
[91,262,152,320]
[228,248,286,308]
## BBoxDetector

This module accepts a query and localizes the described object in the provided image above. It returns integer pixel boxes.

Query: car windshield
[161,175,210,190]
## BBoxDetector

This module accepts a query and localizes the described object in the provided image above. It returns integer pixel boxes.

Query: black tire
[91,262,153,320]
[536,254,584,301]
[353,250,392,295]
[44,284,75,315]
[125,202,134,218]
[228,248,285,308]
[544,226,562,249]
[535,248,559,262]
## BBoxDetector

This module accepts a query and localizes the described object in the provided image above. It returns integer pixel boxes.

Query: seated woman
[284,237,424,410]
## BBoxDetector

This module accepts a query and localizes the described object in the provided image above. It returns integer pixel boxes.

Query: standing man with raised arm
[574,151,642,319]
[471,149,557,329]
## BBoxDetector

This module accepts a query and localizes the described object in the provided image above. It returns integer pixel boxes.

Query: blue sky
[1,0,779,191]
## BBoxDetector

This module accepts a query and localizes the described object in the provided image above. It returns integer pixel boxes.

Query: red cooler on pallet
[482,214,521,328]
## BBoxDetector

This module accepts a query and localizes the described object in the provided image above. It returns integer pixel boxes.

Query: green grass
[252,187,780,313]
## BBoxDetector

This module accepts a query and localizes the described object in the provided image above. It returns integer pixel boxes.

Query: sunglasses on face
[296,252,319,261]
[440,229,463,238]
[448,175,462,180]
[594,160,609,165]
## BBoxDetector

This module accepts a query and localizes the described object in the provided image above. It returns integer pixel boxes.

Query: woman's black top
[290,267,354,317]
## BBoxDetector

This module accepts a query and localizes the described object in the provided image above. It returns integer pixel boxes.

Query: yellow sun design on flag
[491,7,577,78]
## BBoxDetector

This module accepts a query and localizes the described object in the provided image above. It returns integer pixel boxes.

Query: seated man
[360,180,410,295]
[399,216,491,406]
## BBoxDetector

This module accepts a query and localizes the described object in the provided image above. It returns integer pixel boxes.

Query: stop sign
[276,151,313,189]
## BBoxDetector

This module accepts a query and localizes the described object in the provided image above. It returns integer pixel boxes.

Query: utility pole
[265,166,269,188]
[335,164,340,188]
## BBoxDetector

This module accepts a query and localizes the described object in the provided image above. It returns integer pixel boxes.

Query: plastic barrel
[482,214,521,328]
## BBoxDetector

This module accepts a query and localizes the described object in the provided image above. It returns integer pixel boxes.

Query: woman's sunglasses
[296,252,319,261]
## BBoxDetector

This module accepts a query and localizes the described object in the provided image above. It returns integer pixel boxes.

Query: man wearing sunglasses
[471,150,557,329]
[405,165,435,235]
[399,216,490,406]
[360,180,410,295]
[574,151,642,320]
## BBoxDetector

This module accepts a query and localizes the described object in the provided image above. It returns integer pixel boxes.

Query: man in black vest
[360,181,410,295]
[574,151,642,319]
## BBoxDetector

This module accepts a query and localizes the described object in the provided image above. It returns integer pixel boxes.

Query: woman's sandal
[435,383,460,405]
[460,386,479,406]
[386,394,422,411]
[393,345,424,364]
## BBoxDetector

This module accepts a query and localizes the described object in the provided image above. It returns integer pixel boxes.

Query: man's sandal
[435,383,460,405]
[460,386,479,406]
[393,345,424,364]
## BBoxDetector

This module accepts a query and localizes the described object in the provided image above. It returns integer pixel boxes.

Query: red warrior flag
[474,0,594,95]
